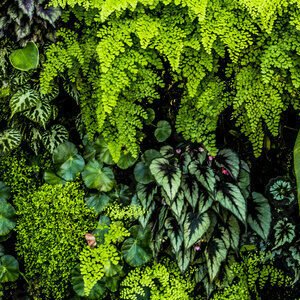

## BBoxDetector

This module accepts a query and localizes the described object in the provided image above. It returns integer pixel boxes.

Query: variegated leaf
[216,149,240,180]
[10,88,39,116]
[0,129,22,153]
[23,100,52,127]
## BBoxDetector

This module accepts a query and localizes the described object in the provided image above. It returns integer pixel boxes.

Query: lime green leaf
[0,202,15,236]
[154,120,171,142]
[0,255,19,283]
[9,42,39,71]
[10,88,39,116]
[216,183,246,223]
[0,182,10,202]
[82,159,115,192]
[184,212,210,249]
[150,158,181,200]
[247,192,271,241]
[293,129,300,214]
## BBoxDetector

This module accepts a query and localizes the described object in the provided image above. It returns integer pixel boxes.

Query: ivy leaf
[274,220,295,248]
[247,192,271,241]
[85,194,111,214]
[23,100,52,127]
[42,124,69,153]
[154,120,171,142]
[0,255,19,282]
[205,238,228,282]
[165,217,183,254]
[150,158,181,201]
[0,182,10,202]
[43,170,66,185]
[10,88,39,116]
[216,149,240,180]
[293,129,300,214]
[9,42,39,71]
[82,159,115,192]
[121,225,152,267]
[0,129,22,153]
[216,183,246,223]
[183,212,210,249]
[0,201,15,236]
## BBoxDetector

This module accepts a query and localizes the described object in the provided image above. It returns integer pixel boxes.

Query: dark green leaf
[142,149,162,164]
[43,170,66,185]
[0,255,19,283]
[154,120,171,142]
[0,202,16,236]
[0,182,10,202]
[293,129,300,214]
[165,217,183,253]
[86,194,111,214]
[274,219,295,248]
[117,152,137,169]
[95,136,114,165]
[145,108,155,125]
[134,162,154,184]
[237,161,250,198]
[216,149,240,180]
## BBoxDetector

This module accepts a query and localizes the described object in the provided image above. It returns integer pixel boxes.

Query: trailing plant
[120,260,194,300]
[15,182,97,299]
[0,0,61,44]
[39,0,300,159]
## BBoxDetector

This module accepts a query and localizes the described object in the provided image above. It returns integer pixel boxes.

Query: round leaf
[0,255,19,282]
[9,42,39,71]
[134,162,154,184]
[86,193,111,214]
[142,149,162,164]
[154,120,171,142]
[0,202,16,236]
[95,136,114,165]
[145,108,155,125]
[117,152,137,170]
[0,182,10,202]
[43,171,66,185]
[82,159,115,192]
[53,141,78,164]
[57,154,85,181]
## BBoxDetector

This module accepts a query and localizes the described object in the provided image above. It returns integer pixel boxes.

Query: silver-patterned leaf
[216,149,240,180]
[0,129,22,153]
[10,88,39,116]
[165,217,183,254]
[274,219,295,248]
[23,100,52,127]
[42,124,69,153]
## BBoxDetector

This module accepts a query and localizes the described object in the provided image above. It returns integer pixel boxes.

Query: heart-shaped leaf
[154,120,171,142]
[0,255,19,283]
[0,129,22,153]
[247,192,271,241]
[82,159,115,192]
[150,158,181,201]
[0,202,16,236]
[9,42,39,71]
[216,149,240,180]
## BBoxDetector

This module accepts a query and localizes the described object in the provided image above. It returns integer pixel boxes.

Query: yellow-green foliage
[15,182,96,300]
[42,0,300,158]
[213,252,292,300]
[79,221,130,296]
[105,203,144,221]
[120,261,194,300]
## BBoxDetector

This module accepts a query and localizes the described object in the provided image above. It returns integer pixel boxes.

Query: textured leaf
[0,202,16,236]
[23,100,52,127]
[198,193,214,214]
[0,255,19,282]
[0,182,10,202]
[10,88,39,116]
[183,212,210,249]
[121,225,152,267]
[293,129,300,214]
[42,125,69,153]
[136,183,157,211]
[216,183,246,223]
[9,42,39,71]
[17,0,34,18]
[82,159,115,192]
[154,120,171,142]
[165,217,183,253]
[85,194,111,214]
[247,192,271,241]
[150,158,181,200]
[0,129,22,153]
[159,145,174,158]
[216,149,240,180]
[205,238,228,282]
[274,220,295,248]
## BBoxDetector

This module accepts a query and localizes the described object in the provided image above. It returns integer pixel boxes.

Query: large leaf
[216,149,240,180]
[86,193,111,214]
[17,0,35,18]
[121,225,152,267]
[180,177,199,209]
[170,191,185,222]
[183,212,210,249]
[42,125,69,153]
[220,216,240,250]
[136,183,157,211]
[9,42,39,71]
[134,162,154,184]
[43,170,66,185]
[237,161,250,198]
[0,129,22,153]
[82,159,115,192]
[23,100,52,127]
[247,192,271,241]
[274,220,295,248]
[0,202,16,236]
[154,120,171,142]
[117,152,137,169]
[293,129,300,214]
[0,255,19,283]
[10,88,39,116]
[150,158,181,201]
[53,141,78,164]
[216,183,246,223]
[165,217,183,253]
[205,238,228,282]
[0,182,10,202]
[95,136,114,165]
